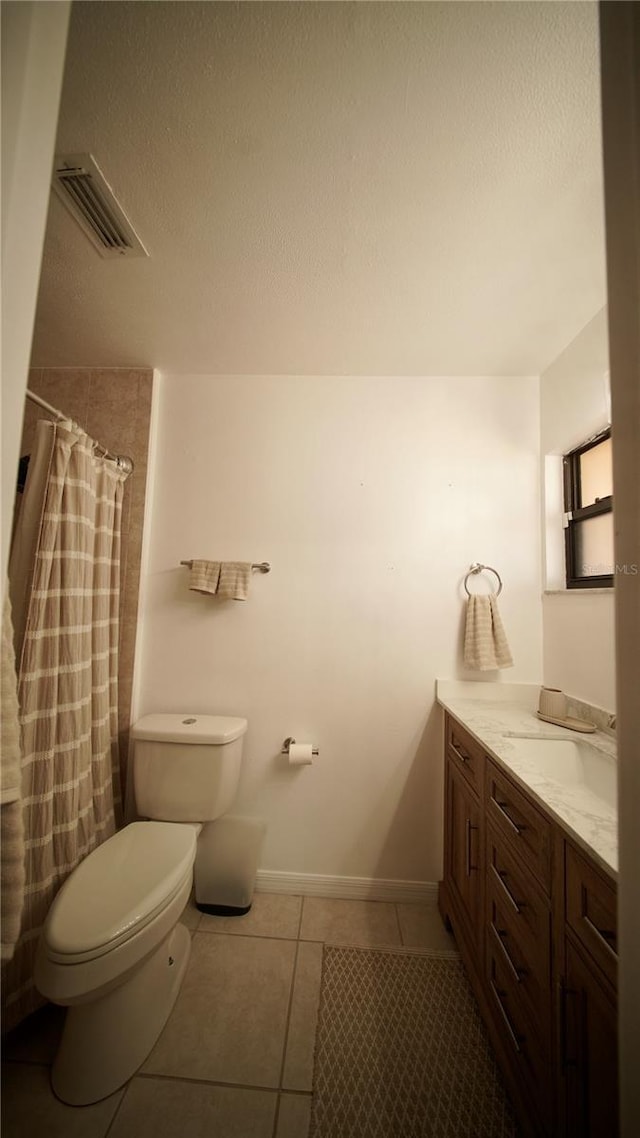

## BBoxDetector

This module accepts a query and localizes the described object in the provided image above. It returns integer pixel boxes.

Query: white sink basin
[505,737,617,809]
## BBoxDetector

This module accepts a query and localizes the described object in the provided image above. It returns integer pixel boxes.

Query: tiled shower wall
[20,368,154,794]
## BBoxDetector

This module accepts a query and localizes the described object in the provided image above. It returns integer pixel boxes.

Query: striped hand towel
[217,562,252,601]
[189,560,221,595]
[463,594,513,671]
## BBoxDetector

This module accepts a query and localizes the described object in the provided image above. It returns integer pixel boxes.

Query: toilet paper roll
[538,687,567,721]
[288,743,314,766]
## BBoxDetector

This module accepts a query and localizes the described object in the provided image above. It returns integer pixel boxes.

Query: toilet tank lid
[132,714,248,744]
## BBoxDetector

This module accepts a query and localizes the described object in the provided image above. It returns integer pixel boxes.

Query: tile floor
[1,893,456,1138]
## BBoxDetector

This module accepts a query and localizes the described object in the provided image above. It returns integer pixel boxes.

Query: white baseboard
[255,870,439,904]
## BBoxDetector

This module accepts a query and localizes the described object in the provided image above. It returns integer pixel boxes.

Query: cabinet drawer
[565,842,617,989]
[486,832,551,1037]
[487,940,552,1127]
[486,760,552,893]
[486,825,551,976]
[446,717,484,796]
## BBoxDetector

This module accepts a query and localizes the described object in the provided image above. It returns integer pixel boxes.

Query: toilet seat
[44,822,197,964]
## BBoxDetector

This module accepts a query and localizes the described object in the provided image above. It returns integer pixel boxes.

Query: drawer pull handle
[451,741,471,764]
[583,914,618,959]
[493,926,527,984]
[491,864,523,914]
[465,819,479,877]
[490,981,522,1054]
[491,796,526,836]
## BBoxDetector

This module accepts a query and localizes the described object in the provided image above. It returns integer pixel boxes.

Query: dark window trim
[563,428,613,589]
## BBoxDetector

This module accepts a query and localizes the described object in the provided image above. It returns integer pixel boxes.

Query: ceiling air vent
[52,153,148,259]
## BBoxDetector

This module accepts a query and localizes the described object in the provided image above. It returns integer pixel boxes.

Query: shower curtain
[2,419,129,1031]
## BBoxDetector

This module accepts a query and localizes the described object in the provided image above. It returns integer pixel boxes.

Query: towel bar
[180,560,270,573]
[464,562,503,596]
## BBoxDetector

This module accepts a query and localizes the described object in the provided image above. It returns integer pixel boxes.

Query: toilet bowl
[35,822,197,1105]
[35,714,248,1105]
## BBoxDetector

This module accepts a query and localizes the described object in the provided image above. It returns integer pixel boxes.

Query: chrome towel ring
[464,562,503,597]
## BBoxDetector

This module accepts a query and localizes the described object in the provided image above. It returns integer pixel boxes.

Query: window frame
[563,428,613,589]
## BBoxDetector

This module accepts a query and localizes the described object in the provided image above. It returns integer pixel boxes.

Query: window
[563,430,613,588]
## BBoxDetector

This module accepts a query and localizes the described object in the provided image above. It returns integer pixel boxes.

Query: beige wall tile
[85,369,140,457]
[127,466,148,534]
[110,1077,276,1138]
[118,605,137,692]
[299,898,401,947]
[20,369,43,455]
[132,375,151,433]
[142,932,296,1087]
[282,941,323,1092]
[121,523,142,626]
[35,368,92,426]
[118,483,132,543]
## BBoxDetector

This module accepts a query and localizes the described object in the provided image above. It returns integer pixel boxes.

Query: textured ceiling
[31,1,606,376]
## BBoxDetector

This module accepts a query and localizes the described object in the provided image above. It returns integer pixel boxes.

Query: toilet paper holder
[281,737,319,756]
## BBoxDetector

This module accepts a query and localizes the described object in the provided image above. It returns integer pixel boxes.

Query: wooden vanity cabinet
[439,712,618,1138]
[558,840,618,1138]
[444,759,483,957]
[440,719,484,971]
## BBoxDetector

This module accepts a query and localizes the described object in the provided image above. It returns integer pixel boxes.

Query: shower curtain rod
[25,388,134,474]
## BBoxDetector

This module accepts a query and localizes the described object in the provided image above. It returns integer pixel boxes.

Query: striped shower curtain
[2,420,129,1030]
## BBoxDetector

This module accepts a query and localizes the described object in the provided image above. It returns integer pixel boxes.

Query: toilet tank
[132,714,248,822]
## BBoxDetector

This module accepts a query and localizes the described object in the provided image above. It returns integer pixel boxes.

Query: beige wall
[542,591,616,711]
[540,308,610,454]
[137,372,542,886]
[20,368,153,789]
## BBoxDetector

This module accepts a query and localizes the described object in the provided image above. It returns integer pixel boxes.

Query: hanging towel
[1,588,25,961]
[463,594,513,671]
[217,561,252,601]
[189,560,221,595]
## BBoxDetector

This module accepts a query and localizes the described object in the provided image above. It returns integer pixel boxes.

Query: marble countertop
[436,682,617,879]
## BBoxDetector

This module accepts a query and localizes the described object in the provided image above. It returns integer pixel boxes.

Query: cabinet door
[565,842,617,989]
[446,758,483,950]
[562,940,618,1138]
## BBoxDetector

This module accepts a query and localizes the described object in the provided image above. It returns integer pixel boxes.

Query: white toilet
[35,713,248,1106]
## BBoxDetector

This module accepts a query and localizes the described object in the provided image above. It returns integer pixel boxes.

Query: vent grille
[52,154,148,259]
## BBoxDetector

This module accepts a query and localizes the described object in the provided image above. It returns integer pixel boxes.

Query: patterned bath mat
[310,945,517,1138]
